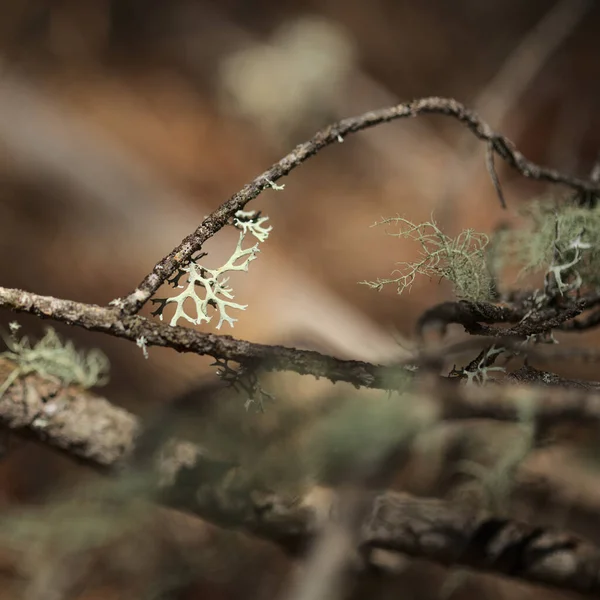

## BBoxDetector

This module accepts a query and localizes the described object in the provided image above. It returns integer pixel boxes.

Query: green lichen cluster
[505,199,600,292]
[364,198,600,305]
[306,390,435,485]
[0,324,110,397]
[456,400,536,515]
[361,216,494,301]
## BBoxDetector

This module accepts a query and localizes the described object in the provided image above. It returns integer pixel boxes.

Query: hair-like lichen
[361,216,494,301]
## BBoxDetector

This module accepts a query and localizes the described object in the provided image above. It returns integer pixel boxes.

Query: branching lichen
[152,210,272,328]
[450,345,506,385]
[361,216,494,301]
[0,324,110,396]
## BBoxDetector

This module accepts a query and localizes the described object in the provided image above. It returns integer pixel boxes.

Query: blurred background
[0,0,599,598]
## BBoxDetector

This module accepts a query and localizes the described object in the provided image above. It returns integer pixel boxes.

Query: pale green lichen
[0,324,110,396]
[155,210,272,329]
[504,199,600,294]
[456,399,536,515]
[361,216,494,301]
[306,390,436,484]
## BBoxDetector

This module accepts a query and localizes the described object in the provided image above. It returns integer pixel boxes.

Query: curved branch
[116,97,600,316]
[417,298,587,338]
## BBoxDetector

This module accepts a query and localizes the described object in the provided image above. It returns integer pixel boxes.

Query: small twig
[507,364,600,391]
[493,304,584,338]
[485,141,506,208]
[417,300,526,336]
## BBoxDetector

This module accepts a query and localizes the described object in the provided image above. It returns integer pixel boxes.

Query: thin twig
[436,0,592,226]
[417,296,597,339]
[485,141,506,208]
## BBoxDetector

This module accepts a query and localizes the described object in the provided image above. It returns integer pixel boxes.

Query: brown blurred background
[0,0,599,598]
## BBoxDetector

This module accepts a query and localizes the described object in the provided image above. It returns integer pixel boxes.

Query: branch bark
[0,286,410,390]
[4,285,600,405]
[3,359,600,594]
[417,298,593,338]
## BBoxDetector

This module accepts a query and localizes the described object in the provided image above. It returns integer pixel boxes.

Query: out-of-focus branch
[430,374,600,426]
[362,492,600,596]
[116,97,600,316]
[0,67,187,232]
[436,0,593,225]
[0,358,138,468]
[417,296,600,338]
[3,358,600,595]
[560,309,600,332]
[472,0,592,129]
[0,286,411,390]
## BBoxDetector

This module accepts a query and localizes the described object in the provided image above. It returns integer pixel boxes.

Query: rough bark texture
[3,358,600,594]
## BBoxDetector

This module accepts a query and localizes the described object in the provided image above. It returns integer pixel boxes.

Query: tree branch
[0,286,410,390]
[4,286,600,399]
[3,358,600,595]
[417,298,590,338]
[363,492,600,595]
[114,97,600,316]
